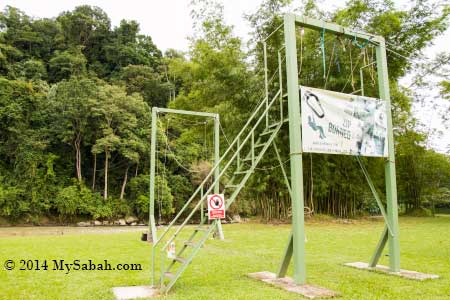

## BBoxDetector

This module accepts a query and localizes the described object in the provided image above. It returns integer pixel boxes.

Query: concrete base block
[248,271,339,299]
[344,262,439,280]
[112,285,159,300]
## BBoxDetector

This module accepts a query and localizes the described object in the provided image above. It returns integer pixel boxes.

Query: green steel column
[376,39,400,272]
[284,13,306,284]
[214,116,224,240]
[277,232,293,278]
[149,107,158,243]
[263,42,269,127]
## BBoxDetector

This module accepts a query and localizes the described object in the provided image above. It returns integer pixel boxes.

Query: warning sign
[207,194,225,220]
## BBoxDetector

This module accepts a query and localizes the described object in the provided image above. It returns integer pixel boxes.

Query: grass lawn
[1,217,449,300]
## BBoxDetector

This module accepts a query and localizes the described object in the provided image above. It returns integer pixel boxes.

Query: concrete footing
[248,271,338,299]
[112,286,159,300]
[344,262,439,280]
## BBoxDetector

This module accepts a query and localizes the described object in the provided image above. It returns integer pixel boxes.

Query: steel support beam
[273,141,295,279]
[376,39,400,272]
[149,108,158,243]
[355,156,394,237]
[277,232,293,278]
[294,15,381,45]
[284,13,306,284]
[369,226,388,267]
[214,116,224,240]
[154,107,218,118]
[273,143,292,197]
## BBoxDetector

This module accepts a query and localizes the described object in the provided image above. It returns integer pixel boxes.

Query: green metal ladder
[151,85,287,293]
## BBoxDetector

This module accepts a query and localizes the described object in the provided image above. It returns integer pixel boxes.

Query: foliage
[54,183,104,219]
[0,1,449,223]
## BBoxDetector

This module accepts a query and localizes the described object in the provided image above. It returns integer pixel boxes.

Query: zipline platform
[112,286,158,300]
[344,262,439,280]
[248,271,338,299]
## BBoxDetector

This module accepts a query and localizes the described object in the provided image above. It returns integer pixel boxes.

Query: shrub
[54,183,103,221]
[407,207,433,217]
[0,185,27,221]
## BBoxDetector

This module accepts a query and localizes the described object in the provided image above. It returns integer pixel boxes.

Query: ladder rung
[225,184,238,189]
[173,256,186,264]
[260,129,276,136]
[234,170,250,175]
[164,272,175,279]
[195,226,209,232]
[268,122,281,129]
[242,157,253,162]
[255,143,266,148]
[184,241,197,247]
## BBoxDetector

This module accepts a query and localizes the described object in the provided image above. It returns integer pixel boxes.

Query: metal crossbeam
[153,107,218,118]
[294,15,382,45]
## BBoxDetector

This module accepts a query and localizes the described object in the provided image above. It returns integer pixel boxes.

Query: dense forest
[0,0,449,225]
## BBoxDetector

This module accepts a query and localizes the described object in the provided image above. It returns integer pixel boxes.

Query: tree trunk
[104,150,109,200]
[92,153,97,190]
[120,165,129,200]
[75,133,82,182]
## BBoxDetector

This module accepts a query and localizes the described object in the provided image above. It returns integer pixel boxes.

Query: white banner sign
[300,86,388,157]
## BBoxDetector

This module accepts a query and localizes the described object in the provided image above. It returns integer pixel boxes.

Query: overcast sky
[2,0,449,152]
[3,0,448,53]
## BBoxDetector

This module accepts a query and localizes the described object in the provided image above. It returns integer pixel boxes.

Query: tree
[118,64,172,107]
[13,59,47,81]
[47,77,97,182]
[90,84,149,200]
[48,48,87,82]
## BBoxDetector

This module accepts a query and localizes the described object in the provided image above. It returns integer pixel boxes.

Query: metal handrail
[153,92,277,247]
[152,58,284,249]
[153,88,282,286]
[159,89,281,252]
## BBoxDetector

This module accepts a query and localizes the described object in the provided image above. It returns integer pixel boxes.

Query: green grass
[1,217,450,300]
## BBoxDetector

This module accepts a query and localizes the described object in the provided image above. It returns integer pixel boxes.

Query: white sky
[3,0,448,53]
[2,0,449,152]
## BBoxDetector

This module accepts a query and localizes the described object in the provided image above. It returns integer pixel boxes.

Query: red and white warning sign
[207,194,225,220]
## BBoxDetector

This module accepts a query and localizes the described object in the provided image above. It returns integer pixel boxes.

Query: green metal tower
[275,14,400,284]
[148,13,400,294]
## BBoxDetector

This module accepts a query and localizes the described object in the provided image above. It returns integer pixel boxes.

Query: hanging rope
[349,41,355,91]
[321,28,326,79]
[352,34,369,49]
[324,39,337,89]
[298,27,304,77]
[160,117,171,224]
[335,40,341,74]
[341,40,364,93]
[369,47,376,85]
[159,117,205,173]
